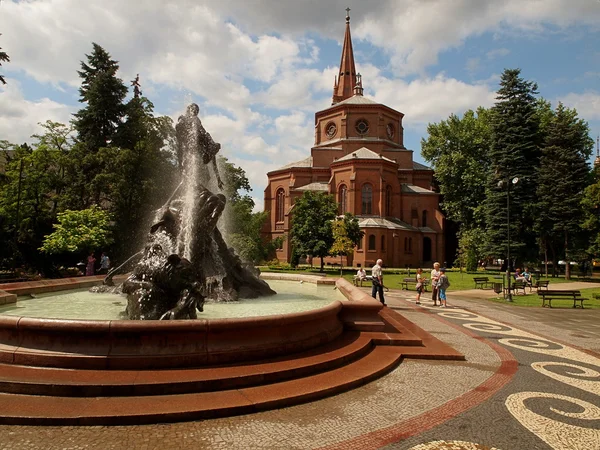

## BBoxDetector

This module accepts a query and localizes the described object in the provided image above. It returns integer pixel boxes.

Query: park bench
[353,275,370,287]
[532,280,549,292]
[539,290,588,308]
[473,277,491,289]
[401,277,429,291]
[505,280,528,295]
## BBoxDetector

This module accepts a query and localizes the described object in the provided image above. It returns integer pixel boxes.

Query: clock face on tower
[326,122,337,139]
[386,123,395,140]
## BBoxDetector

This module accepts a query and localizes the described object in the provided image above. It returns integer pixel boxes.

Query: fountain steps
[0,332,377,397]
[0,308,464,425]
[0,345,405,426]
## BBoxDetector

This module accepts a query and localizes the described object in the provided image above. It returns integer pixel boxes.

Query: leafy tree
[582,167,600,257]
[40,205,113,256]
[535,103,593,278]
[0,34,9,85]
[421,108,493,230]
[484,68,541,265]
[456,227,486,272]
[290,191,338,272]
[330,213,364,274]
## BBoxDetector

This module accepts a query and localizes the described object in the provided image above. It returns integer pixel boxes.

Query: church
[262,12,445,269]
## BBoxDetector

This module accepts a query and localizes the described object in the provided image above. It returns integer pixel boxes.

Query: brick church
[263,12,445,269]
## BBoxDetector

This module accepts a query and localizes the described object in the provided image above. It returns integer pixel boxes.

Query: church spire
[332,8,357,105]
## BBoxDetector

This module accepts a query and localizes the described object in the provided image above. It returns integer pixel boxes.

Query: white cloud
[486,48,510,60]
[0,81,73,143]
[558,91,600,121]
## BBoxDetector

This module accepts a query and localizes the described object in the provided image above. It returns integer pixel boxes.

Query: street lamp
[497,176,519,302]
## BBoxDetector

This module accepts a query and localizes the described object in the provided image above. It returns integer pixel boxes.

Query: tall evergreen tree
[535,103,593,278]
[484,69,540,266]
[72,43,127,152]
[0,34,9,85]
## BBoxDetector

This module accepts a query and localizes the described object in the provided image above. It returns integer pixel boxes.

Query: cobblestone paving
[1,289,598,450]
[381,292,600,450]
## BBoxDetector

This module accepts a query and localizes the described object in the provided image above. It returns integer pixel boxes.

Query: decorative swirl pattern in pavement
[408,441,501,450]
[431,304,600,450]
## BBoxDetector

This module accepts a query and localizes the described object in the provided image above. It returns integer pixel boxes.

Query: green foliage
[290,191,338,272]
[535,102,593,278]
[582,171,600,256]
[456,228,486,271]
[484,68,541,263]
[421,107,492,229]
[40,205,113,255]
[0,34,9,85]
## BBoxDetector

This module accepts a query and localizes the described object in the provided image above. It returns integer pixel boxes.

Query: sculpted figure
[176,103,224,190]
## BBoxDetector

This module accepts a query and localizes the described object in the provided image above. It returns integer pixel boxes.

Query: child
[437,268,450,307]
[415,268,425,305]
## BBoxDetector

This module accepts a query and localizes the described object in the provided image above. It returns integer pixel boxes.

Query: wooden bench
[539,290,588,308]
[473,277,491,289]
[505,280,527,295]
[353,275,370,287]
[532,280,549,292]
[401,278,429,291]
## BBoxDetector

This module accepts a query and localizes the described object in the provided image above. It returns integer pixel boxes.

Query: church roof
[412,161,432,170]
[358,217,417,231]
[294,182,329,192]
[401,184,437,195]
[335,95,379,106]
[278,156,313,170]
[335,147,396,163]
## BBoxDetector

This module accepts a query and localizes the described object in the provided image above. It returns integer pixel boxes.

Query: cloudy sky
[1,0,599,209]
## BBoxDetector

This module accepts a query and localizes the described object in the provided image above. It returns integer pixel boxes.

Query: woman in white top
[430,262,441,306]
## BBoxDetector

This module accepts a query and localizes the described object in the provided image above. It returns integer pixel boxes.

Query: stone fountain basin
[0,276,384,370]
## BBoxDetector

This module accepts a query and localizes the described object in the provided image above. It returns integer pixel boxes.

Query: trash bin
[493,283,503,294]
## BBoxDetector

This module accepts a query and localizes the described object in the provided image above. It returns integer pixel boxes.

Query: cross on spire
[346,7,351,22]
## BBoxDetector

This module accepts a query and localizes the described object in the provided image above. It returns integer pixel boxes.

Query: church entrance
[423,237,432,263]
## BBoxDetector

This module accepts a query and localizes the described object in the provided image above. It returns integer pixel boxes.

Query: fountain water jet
[117,104,275,320]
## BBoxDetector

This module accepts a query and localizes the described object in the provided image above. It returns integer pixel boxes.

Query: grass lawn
[487,288,600,309]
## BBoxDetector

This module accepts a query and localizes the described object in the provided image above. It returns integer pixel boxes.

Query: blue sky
[1,0,599,209]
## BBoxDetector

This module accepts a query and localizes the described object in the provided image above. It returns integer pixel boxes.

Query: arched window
[408,238,413,253]
[276,188,285,223]
[381,235,385,251]
[368,234,376,250]
[357,236,363,250]
[422,210,428,228]
[338,184,347,214]
[404,237,408,252]
[361,184,372,215]
[385,185,392,216]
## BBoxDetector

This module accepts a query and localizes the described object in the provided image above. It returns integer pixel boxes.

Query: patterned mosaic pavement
[0,289,598,450]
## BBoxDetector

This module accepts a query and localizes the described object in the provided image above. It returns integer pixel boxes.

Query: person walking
[371,259,385,306]
[438,267,450,307]
[415,267,425,305]
[430,262,441,306]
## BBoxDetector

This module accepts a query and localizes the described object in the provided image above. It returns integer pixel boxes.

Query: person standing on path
[371,259,385,306]
[437,267,450,307]
[431,262,441,306]
[99,252,110,275]
[86,252,96,276]
[415,267,425,305]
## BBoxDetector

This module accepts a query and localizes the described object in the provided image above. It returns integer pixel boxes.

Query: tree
[421,107,493,230]
[330,213,364,274]
[456,228,487,272]
[72,43,128,152]
[484,68,541,265]
[0,34,9,85]
[290,191,338,272]
[582,167,600,258]
[40,205,113,256]
[535,103,593,278]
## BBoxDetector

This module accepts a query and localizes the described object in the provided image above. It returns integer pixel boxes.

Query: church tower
[263,11,445,269]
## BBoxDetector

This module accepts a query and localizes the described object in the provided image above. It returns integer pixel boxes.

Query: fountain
[111,103,275,320]
[0,105,463,426]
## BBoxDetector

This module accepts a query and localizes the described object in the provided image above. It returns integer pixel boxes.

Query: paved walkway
[0,286,598,449]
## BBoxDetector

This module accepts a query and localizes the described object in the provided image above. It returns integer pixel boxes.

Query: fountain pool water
[0,280,342,321]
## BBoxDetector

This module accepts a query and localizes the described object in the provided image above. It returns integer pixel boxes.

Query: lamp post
[498,176,519,302]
